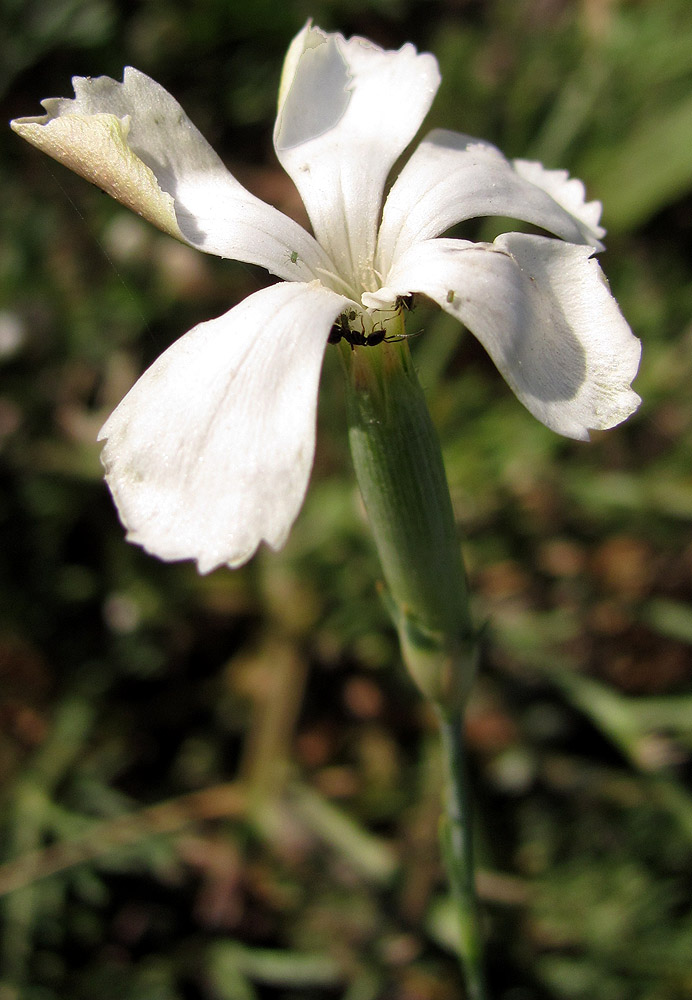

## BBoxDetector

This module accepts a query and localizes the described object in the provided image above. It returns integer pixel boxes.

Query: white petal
[98,281,351,572]
[12,69,331,282]
[376,130,605,276]
[274,24,440,294]
[372,235,641,439]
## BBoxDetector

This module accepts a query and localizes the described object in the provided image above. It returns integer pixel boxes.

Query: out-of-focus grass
[1,1,692,998]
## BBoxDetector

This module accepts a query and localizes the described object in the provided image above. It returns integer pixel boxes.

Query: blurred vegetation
[2,0,692,997]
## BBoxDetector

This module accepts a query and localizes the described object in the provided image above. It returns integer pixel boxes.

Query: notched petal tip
[14,67,327,281]
[512,158,605,247]
[11,84,184,242]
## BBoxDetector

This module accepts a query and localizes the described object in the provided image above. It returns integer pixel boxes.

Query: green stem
[340,330,487,990]
[438,710,488,1000]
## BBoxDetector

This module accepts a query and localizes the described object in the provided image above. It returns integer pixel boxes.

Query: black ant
[327,324,387,347]
[328,309,385,347]
[328,297,418,349]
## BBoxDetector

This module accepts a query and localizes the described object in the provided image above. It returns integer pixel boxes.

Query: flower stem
[438,709,488,1000]
[340,331,487,991]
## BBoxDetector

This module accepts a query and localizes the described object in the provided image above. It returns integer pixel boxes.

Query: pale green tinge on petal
[11,112,184,241]
[12,68,331,283]
[370,234,641,440]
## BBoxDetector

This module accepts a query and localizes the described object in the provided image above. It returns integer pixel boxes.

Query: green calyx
[340,331,479,710]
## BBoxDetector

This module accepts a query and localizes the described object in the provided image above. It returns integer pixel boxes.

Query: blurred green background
[2,0,692,997]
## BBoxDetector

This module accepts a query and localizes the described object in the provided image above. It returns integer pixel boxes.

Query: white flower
[11,24,641,573]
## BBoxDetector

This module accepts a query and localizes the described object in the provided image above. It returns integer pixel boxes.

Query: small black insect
[328,310,385,347]
[328,296,422,349]
[354,327,386,347]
